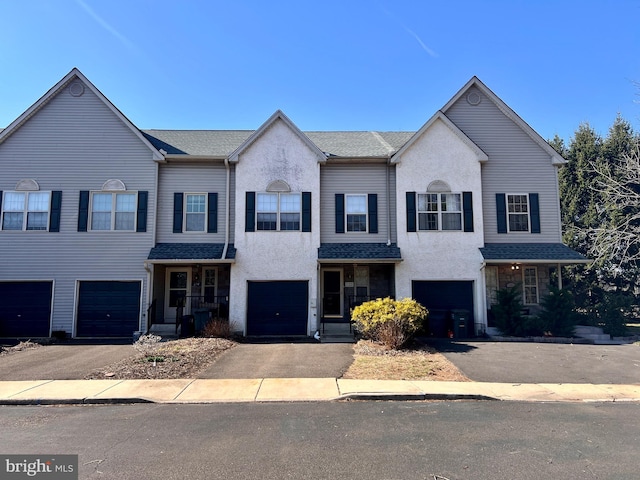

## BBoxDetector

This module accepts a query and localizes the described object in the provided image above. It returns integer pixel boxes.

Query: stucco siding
[230,119,321,334]
[157,163,228,243]
[394,118,486,326]
[0,79,157,336]
[320,163,394,243]
[445,86,562,243]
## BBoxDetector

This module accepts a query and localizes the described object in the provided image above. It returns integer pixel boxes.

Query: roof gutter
[482,258,591,265]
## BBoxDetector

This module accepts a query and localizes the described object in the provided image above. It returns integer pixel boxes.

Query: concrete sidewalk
[1,378,639,405]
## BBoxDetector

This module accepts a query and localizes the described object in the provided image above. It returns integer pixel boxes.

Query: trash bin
[180,315,195,337]
[193,308,210,333]
[451,309,470,338]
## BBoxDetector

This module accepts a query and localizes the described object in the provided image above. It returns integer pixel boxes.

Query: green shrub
[595,292,631,337]
[536,285,578,337]
[351,297,427,349]
[492,285,527,336]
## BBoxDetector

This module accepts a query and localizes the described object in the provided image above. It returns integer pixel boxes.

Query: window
[523,267,539,304]
[185,194,206,232]
[256,192,301,231]
[91,192,136,231]
[417,193,462,231]
[346,194,367,232]
[2,191,50,231]
[507,194,529,232]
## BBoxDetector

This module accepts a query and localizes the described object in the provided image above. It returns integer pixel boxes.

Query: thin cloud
[379,4,438,58]
[75,0,136,52]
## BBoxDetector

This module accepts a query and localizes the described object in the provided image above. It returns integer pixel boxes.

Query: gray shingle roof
[148,243,236,260]
[318,243,402,260]
[142,129,415,158]
[480,243,588,262]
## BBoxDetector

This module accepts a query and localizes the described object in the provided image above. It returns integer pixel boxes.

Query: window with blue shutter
[50,191,62,232]
[368,194,378,234]
[207,193,218,233]
[245,191,256,232]
[335,194,345,233]
[136,191,148,233]
[406,192,416,232]
[78,191,89,232]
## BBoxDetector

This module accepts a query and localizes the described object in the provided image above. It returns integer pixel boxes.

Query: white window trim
[89,191,138,232]
[183,193,208,233]
[523,266,539,305]
[345,194,368,233]
[417,192,463,231]
[506,193,530,233]
[201,266,218,300]
[256,192,301,232]
[1,190,51,232]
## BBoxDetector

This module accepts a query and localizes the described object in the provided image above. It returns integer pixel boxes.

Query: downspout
[386,158,392,247]
[221,158,231,261]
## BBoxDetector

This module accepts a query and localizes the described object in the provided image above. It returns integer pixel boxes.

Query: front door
[165,268,191,322]
[322,269,343,318]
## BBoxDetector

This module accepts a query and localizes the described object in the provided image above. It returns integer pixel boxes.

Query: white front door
[165,268,191,322]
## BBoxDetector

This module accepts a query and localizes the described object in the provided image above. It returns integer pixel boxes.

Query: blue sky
[1,0,639,143]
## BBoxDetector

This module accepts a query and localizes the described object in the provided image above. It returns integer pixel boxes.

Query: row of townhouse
[0,68,587,340]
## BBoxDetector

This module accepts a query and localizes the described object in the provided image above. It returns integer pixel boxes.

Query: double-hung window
[507,194,529,232]
[91,192,136,231]
[185,194,206,232]
[417,193,462,231]
[346,194,367,232]
[257,193,300,231]
[2,191,51,231]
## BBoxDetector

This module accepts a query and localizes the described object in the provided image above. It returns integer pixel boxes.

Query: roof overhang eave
[318,258,403,264]
[146,258,236,265]
[162,154,228,163]
[482,258,591,265]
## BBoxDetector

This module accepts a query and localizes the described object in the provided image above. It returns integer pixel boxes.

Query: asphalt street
[1,402,639,480]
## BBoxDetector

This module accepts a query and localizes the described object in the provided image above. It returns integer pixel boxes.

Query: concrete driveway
[427,339,640,384]
[0,344,135,380]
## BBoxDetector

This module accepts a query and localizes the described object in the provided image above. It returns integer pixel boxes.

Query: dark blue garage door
[412,281,474,337]
[0,282,52,337]
[247,281,308,336]
[77,281,141,337]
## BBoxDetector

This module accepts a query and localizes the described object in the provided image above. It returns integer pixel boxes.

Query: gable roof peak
[0,68,164,161]
[228,109,327,163]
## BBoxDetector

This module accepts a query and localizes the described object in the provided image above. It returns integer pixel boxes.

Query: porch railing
[177,295,229,321]
[146,299,157,331]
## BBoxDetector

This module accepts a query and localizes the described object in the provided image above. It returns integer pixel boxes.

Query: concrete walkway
[1,378,639,405]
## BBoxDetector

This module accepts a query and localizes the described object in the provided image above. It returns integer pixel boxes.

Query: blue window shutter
[173,193,183,233]
[335,194,345,233]
[78,191,89,232]
[463,191,473,232]
[406,192,416,232]
[496,193,507,234]
[368,193,378,234]
[207,193,218,233]
[245,192,255,232]
[302,192,311,232]
[529,193,540,234]
[136,191,148,233]
[49,191,62,232]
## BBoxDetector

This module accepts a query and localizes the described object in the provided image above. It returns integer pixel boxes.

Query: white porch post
[557,263,563,289]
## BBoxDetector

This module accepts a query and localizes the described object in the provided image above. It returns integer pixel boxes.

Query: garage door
[0,282,52,337]
[412,281,474,337]
[247,281,308,336]
[77,281,141,337]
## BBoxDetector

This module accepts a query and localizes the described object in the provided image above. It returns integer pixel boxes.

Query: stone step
[573,325,611,343]
[320,335,356,344]
[574,325,606,335]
